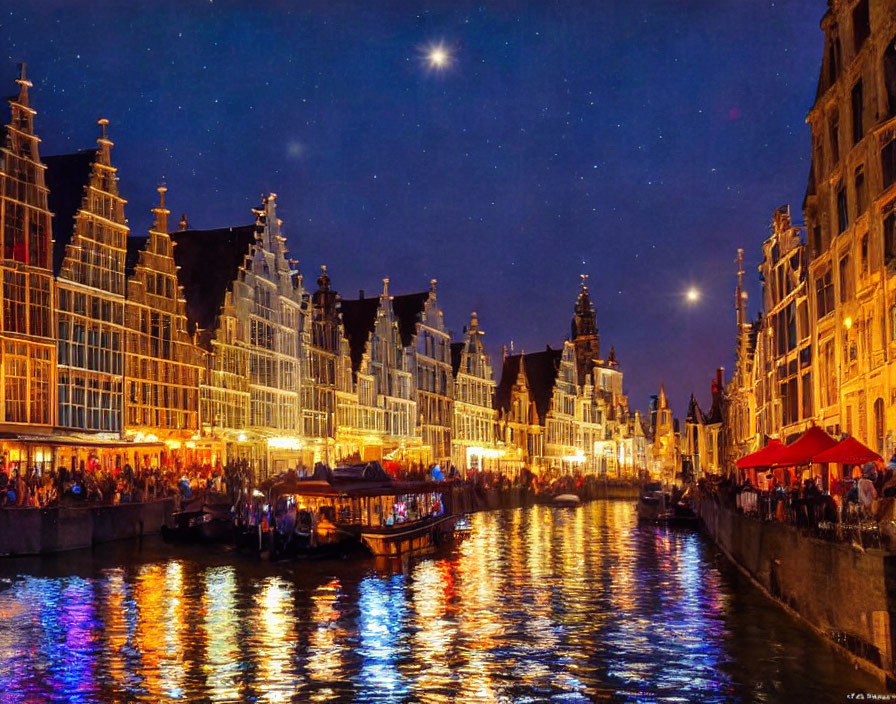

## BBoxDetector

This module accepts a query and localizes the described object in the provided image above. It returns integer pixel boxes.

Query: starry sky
[2,1,824,418]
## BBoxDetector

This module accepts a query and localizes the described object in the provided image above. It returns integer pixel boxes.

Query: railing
[708,484,890,551]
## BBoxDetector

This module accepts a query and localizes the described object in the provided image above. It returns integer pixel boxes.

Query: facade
[0,66,56,471]
[46,120,127,436]
[393,281,453,465]
[649,385,679,482]
[123,186,202,452]
[804,0,896,456]
[450,312,499,474]
[754,206,814,444]
[172,195,305,475]
[682,369,726,479]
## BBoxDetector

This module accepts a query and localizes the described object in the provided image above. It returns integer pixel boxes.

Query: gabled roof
[43,150,96,276]
[495,348,562,422]
[170,224,257,333]
[391,291,429,347]
[686,394,707,425]
[125,236,149,279]
[339,296,380,372]
[450,341,464,377]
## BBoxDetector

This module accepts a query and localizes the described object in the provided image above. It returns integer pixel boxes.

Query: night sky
[2,1,824,418]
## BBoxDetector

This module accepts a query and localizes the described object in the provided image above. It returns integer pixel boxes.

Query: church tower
[570,274,600,386]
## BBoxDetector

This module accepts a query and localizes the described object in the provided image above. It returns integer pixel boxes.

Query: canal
[0,500,883,702]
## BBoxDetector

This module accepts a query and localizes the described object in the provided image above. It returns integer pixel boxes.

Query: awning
[771,426,838,466]
[813,436,882,465]
[736,439,786,469]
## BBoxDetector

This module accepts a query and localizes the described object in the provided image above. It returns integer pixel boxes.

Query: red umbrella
[771,426,838,466]
[736,439,786,469]
[813,436,882,465]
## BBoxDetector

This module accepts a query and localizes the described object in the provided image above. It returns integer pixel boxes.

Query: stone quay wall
[0,497,176,556]
[697,495,896,686]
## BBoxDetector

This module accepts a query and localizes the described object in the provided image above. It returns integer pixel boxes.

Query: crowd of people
[0,458,254,510]
[701,455,896,547]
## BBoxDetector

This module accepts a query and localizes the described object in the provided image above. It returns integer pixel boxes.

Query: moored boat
[553,493,581,508]
[266,462,463,559]
[161,503,233,543]
[637,482,698,525]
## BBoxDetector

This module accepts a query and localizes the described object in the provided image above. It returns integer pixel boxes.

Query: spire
[14,62,31,108]
[658,383,668,409]
[515,351,528,387]
[179,213,189,231]
[608,345,617,365]
[96,118,113,167]
[152,183,169,234]
[317,264,331,292]
[469,311,480,334]
[430,278,438,295]
[382,277,390,298]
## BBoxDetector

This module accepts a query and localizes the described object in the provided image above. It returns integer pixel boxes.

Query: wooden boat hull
[360,514,458,557]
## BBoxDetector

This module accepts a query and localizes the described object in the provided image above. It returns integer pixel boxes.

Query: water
[0,501,883,703]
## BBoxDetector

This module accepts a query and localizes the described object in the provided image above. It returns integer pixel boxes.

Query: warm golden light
[844,316,853,329]
[424,42,452,71]
[685,287,700,303]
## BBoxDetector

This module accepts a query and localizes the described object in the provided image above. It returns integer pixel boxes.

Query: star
[423,42,452,71]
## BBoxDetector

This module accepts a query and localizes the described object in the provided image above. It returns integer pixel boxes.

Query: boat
[552,493,581,508]
[267,462,463,559]
[637,482,698,525]
[161,503,234,543]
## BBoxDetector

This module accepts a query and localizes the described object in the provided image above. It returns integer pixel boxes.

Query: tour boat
[267,462,463,559]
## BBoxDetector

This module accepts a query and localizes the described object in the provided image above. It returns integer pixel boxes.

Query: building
[123,186,202,458]
[172,195,305,475]
[804,0,896,456]
[682,369,726,479]
[0,65,56,472]
[649,384,679,482]
[450,312,499,474]
[46,119,127,439]
[393,281,453,465]
[340,279,418,464]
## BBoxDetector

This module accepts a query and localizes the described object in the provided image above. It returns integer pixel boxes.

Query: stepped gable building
[172,194,305,475]
[305,265,357,465]
[0,65,56,470]
[340,279,418,463]
[803,0,896,455]
[123,186,202,452]
[392,280,453,465]
[46,119,128,437]
[450,312,499,474]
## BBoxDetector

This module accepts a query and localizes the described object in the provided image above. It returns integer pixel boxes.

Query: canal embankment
[697,494,896,688]
[0,497,175,556]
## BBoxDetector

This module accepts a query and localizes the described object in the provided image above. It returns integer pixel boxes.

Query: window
[853,0,870,52]
[886,38,896,119]
[861,234,869,274]
[852,79,864,145]
[812,225,823,257]
[839,254,853,303]
[837,184,849,233]
[886,208,896,264]
[883,134,896,190]
[816,267,835,318]
[855,165,867,216]
[874,397,885,454]
[830,112,840,165]
[828,36,841,88]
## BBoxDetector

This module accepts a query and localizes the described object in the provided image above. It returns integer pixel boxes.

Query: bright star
[685,287,700,303]
[422,42,452,72]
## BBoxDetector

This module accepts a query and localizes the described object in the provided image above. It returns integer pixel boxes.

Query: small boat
[637,482,698,525]
[553,493,581,508]
[161,503,233,543]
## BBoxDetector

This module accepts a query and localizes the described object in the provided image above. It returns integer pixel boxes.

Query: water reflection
[0,501,884,702]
